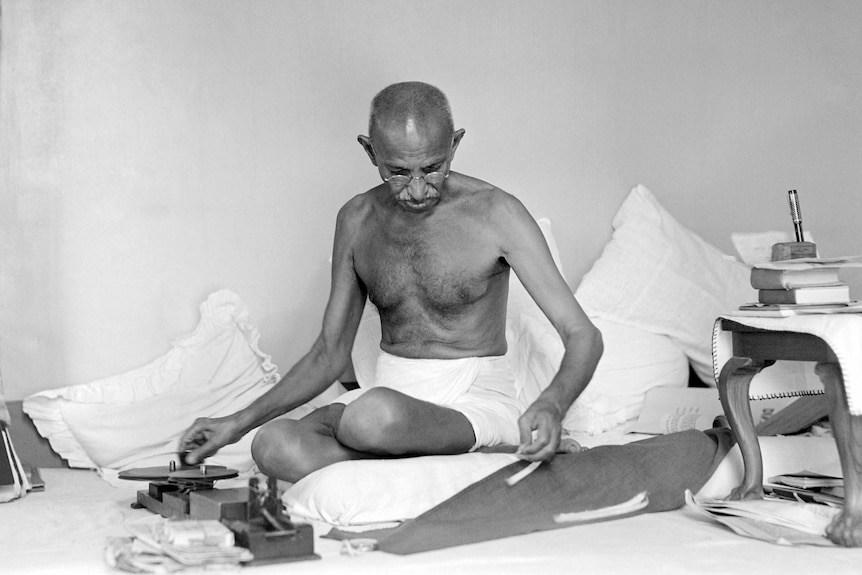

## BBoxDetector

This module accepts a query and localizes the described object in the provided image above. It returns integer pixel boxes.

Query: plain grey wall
[2,0,861,400]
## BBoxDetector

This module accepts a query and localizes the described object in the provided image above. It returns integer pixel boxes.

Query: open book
[628,387,802,435]
[629,360,825,435]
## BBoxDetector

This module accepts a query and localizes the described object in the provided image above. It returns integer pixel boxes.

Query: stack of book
[766,471,844,507]
[750,266,849,305]
[734,265,862,316]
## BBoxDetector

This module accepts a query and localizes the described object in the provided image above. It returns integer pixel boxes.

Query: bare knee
[339,388,411,454]
[251,419,315,482]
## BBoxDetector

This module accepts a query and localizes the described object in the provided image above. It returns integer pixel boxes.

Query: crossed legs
[250,387,477,483]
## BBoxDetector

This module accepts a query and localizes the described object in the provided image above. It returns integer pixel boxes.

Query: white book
[750,267,841,289]
[758,284,850,305]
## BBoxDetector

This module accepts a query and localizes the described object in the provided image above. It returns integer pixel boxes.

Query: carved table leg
[816,362,862,547]
[718,356,771,500]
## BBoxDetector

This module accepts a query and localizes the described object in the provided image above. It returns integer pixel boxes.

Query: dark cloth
[328,429,733,555]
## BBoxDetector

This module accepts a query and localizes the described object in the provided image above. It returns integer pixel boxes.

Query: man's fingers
[184,444,210,465]
[185,433,219,465]
[520,422,561,460]
[517,417,535,448]
[179,420,206,449]
[520,429,557,461]
[178,421,214,465]
[517,405,563,461]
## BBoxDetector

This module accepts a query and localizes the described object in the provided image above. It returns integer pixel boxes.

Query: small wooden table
[716,318,862,546]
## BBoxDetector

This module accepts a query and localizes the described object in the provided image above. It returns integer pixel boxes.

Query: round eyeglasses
[382,170,449,192]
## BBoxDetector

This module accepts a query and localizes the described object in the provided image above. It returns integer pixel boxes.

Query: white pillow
[351,217,690,437]
[562,318,689,434]
[575,184,755,384]
[23,290,280,475]
[284,452,517,527]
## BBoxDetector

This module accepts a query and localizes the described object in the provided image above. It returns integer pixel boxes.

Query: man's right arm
[179,200,369,463]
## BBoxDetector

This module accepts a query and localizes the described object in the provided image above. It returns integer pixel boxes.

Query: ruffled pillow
[23,290,279,477]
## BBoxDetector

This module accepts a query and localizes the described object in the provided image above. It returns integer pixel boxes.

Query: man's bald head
[368,82,454,143]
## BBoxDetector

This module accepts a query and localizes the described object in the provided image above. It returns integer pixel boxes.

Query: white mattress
[3,463,862,575]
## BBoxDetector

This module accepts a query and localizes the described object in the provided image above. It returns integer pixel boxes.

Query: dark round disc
[118,466,174,481]
[168,465,238,482]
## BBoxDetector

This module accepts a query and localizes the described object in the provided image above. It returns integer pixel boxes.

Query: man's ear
[357,135,378,166]
[450,128,466,159]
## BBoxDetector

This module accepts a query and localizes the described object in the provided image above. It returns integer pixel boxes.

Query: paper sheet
[685,490,838,546]
[628,387,797,435]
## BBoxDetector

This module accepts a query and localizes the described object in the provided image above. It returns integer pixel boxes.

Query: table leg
[816,362,862,547]
[718,356,771,500]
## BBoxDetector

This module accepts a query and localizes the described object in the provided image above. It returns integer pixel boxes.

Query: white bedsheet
[3,449,862,575]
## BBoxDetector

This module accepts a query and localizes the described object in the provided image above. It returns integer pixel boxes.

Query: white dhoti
[333,350,527,450]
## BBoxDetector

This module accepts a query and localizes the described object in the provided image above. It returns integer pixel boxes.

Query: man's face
[359,120,463,213]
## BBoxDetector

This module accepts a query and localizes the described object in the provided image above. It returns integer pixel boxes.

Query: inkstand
[770,189,816,261]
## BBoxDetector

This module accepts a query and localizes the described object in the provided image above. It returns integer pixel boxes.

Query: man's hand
[516,399,563,461]
[178,415,243,466]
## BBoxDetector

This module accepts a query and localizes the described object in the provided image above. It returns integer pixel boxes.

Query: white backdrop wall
[2,0,861,400]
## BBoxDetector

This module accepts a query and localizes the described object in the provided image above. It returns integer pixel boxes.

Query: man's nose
[406,176,428,200]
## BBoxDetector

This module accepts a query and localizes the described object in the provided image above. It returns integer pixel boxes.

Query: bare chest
[355,223,507,315]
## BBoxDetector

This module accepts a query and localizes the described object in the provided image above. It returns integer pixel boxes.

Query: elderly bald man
[180,82,603,482]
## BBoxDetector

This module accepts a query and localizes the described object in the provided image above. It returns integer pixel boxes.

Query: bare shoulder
[449,173,529,217]
[336,190,374,221]
[449,173,538,246]
[334,190,377,240]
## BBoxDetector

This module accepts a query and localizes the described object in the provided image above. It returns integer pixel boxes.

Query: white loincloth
[333,350,527,449]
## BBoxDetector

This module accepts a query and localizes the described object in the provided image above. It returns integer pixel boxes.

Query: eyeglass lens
[385,172,447,190]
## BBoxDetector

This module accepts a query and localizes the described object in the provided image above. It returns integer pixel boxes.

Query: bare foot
[558,437,588,454]
[827,509,862,547]
[726,484,763,501]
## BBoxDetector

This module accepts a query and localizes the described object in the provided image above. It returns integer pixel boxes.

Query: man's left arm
[497,196,603,461]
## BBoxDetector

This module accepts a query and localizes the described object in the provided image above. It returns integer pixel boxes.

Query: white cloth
[713,314,862,414]
[334,350,526,449]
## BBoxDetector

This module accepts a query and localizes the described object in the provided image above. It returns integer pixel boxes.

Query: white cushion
[284,452,517,527]
[23,290,280,475]
[575,184,756,384]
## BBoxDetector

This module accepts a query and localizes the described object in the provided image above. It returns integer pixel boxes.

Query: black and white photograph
[2,1,862,573]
